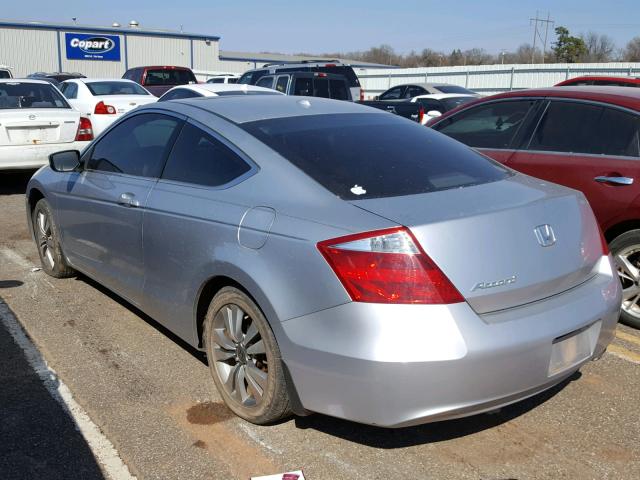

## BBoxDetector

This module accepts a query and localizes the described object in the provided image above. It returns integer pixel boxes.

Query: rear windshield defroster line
[241,113,511,200]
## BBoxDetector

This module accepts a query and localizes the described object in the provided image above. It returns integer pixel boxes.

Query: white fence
[356,62,640,99]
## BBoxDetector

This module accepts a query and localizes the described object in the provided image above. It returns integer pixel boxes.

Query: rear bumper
[0,141,90,170]
[278,255,621,427]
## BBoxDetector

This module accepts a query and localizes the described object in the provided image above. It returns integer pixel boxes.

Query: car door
[55,112,183,305]
[506,100,640,230]
[432,98,541,165]
[141,119,255,342]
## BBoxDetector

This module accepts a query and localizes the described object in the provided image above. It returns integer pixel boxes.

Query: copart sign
[65,33,121,61]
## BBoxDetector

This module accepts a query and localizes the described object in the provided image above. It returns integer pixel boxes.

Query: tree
[624,37,640,61]
[581,32,616,62]
[553,26,588,63]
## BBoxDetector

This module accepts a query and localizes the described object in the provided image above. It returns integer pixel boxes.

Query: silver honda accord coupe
[26,95,621,427]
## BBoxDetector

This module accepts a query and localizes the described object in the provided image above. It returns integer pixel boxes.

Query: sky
[2,0,639,55]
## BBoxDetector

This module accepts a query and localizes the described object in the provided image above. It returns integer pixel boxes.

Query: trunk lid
[0,108,79,146]
[95,95,157,115]
[352,174,603,314]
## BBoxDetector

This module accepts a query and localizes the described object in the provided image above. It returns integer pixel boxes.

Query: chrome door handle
[594,176,634,185]
[118,192,140,207]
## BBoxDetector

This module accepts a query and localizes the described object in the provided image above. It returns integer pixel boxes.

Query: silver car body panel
[26,96,622,427]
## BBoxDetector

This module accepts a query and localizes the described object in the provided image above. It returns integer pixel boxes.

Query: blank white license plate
[548,321,601,376]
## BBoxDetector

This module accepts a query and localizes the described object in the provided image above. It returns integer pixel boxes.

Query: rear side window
[405,86,426,98]
[275,76,289,93]
[528,101,602,154]
[330,79,349,100]
[0,82,69,109]
[208,78,224,83]
[435,100,535,149]
[593,107,640,157]
[60,82,78,99]
[227,78,239,84]
[243,113,510,200]
[293,78,313,96]
[87,113,181,177]
[380,87,403,100]
[0,70,11,79]
[319,66,360,87]
[314,78,330,98]
[256,76,274,89]
[162,122,251,186]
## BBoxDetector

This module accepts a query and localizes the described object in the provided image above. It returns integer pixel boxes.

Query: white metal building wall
[126,35,191,69]
[192,40,220,72]
[358,63,640,98]
[0,27,58,77]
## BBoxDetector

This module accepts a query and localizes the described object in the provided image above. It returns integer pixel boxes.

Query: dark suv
[254,71,352,101]
[123,66,197,97]
[239,61,362,101]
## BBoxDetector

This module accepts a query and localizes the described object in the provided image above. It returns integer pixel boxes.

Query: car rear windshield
[0,82,70,109]
[437,85,477,95]
[86,81,149,96]
[242,113,510,200]
[145,69,195,86]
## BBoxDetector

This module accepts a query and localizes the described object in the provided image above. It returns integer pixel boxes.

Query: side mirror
[49,150,81,172]
[427,110,442,118]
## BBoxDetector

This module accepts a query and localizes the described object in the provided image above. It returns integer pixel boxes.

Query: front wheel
[610,230,640,329]
[204,287,291,424]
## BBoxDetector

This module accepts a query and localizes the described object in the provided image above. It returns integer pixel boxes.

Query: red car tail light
[318,227,463,304]
[75,117,94,141]
[94,101,116,114]
[418,104,425,124]
[360,89,365,101]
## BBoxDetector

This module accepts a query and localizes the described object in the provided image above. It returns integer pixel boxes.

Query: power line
[530,11,555,64]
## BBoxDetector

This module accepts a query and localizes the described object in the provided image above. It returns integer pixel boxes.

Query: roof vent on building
[112,22,121,27]
[128,20,139,28]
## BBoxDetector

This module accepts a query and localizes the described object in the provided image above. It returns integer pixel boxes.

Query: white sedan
[158,83,282,102]
[0,79,92,170]
[410,93,479,125]
[59,79,157,136]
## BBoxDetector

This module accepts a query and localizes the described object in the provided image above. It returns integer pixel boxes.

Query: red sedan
[428,86,640,328]
[555,76,640,88]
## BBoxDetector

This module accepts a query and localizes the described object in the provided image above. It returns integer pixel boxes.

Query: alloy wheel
[211,304,268,407]
[616,245,640,319]
[37,210,55,270]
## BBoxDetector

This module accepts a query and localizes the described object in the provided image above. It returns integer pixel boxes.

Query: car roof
[163,83,281,97]
[67,78,140,84]
[485,86,640,111]
[0,78,50,85]
[412,93,477,100]
[556,75,640,85]
[148,94,384,124]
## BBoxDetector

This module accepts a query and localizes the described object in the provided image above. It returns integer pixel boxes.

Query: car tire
[204,286,291,424]
[32,198,75,278]
[610,229,640,329]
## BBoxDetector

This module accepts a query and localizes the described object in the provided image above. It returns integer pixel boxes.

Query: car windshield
[86,81,149,96]
[436,85,477,95]
[145,69,195,86]
[441,96,477,111]
[0,82,70,109]
[242,113,510,200]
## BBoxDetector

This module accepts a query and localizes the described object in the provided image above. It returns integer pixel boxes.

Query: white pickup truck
[0,79,92,170]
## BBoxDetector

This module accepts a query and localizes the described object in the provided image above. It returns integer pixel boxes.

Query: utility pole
[530,11,554,64]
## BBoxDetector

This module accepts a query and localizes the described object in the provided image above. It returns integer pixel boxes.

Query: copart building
[0,19,390,79]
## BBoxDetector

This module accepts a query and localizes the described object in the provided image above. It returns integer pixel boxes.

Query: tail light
[317,227,463,304]
[418,104,425,124]
[94,101,116,114]
[359,89,365,101]
[75,117,94,141]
